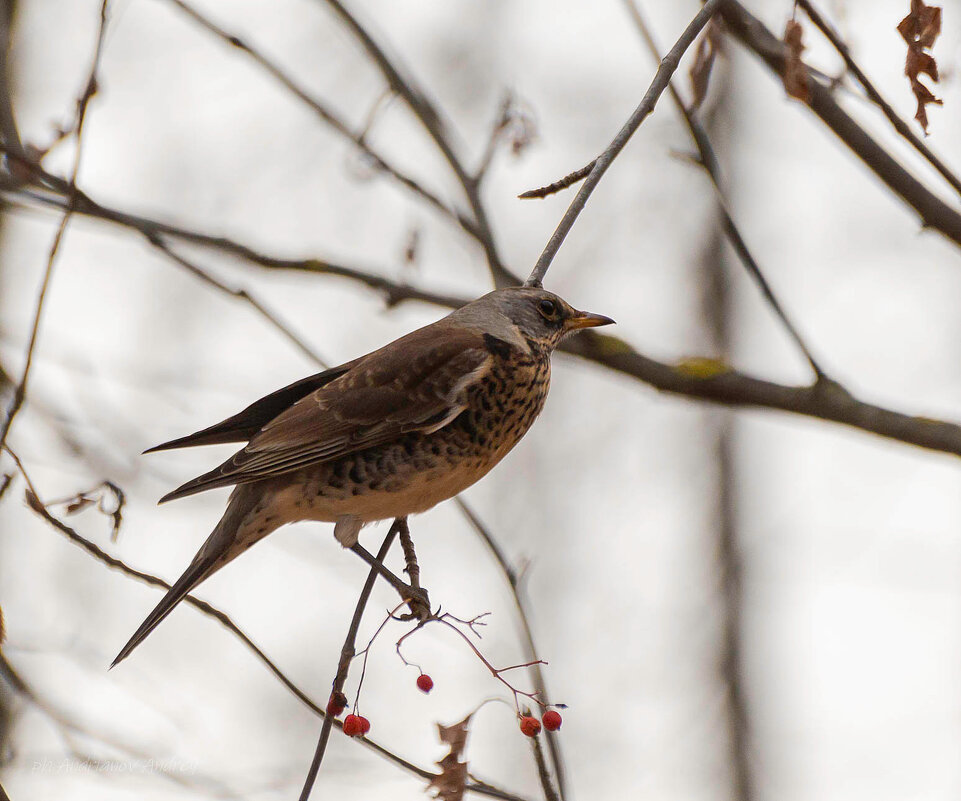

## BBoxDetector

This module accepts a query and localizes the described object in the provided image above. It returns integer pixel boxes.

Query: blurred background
[2,0,961,798]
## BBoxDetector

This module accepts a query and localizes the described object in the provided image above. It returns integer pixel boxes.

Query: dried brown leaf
[782,19,810,102]
[427,714,472,801]
[898,0,943,133]
[0,605,5,646]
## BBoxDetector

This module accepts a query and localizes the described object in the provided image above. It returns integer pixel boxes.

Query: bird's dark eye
[538,299,558,319]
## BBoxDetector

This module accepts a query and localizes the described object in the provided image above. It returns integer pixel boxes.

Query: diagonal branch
[161,0,476,243]
[525,0,723,287]
[143,232,329,368]
[318,0,519,287]
[297,524,398,801]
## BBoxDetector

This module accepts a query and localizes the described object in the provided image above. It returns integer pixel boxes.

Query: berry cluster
[334,652,567,742]
[519,710,563,737]
[343,714,371,738]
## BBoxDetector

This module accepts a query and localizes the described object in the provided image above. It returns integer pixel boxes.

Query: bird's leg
[350,535,430,621]
[396,518,430,621]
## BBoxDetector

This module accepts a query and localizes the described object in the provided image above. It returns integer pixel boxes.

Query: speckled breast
[296,350,552,521]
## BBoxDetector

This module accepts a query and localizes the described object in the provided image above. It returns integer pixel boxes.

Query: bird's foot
[398,585,431,622]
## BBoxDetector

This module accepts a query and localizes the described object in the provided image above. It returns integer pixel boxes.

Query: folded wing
[158,327,492,503]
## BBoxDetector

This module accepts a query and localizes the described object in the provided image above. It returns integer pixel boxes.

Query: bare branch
[161,0,476,242]
[143,232,330,368]
[0,0,109,452]
[318,0,519,287]
[561,330,961,459]
[525,0,723,287]
[518,161,595,200]
[297,524,399,801]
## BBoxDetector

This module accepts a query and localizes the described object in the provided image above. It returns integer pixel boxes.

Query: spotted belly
[288,358,550,523]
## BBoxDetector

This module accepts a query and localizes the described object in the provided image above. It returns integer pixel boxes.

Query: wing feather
[159,326,492,503]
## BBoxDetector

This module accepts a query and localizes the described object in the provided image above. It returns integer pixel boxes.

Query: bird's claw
[399,586,431,622]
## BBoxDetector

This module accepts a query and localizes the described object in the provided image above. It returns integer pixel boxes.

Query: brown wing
[144,362,358,453]
[159,325,492,503]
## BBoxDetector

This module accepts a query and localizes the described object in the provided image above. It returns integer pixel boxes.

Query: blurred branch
[528,731,559,801]
[797,0,961,201]
[0,168,467,309]
[319,0,518,288]
[456,497,567,800]
[298,524,397,801]
[0,650,240,797]
[524,0,723,287]
[0,0,22,157]
[143,232,330,368]
[718,0,961,250]
[162,0,477,243]
[0,0,109,453]
[623,0,828,383]
[4,448,526,801]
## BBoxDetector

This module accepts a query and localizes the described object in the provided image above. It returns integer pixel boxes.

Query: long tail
[110,553,218,668]
[111,483,267,668]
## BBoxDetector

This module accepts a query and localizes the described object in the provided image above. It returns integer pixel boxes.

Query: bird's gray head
[452,286,614,352]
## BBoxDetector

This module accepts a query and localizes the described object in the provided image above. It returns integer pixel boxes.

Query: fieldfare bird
[112,286,613,666]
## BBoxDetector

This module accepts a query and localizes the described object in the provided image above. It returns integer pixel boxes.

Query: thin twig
[0,0,109,452]
[622,0,828,382]
[797,0,961,202]
[0,161,468,309]
[525,0,723,287]
[161,0,475,241]
[527,723,560,801]
[319,0,519,287]
[143,232,329,368]
[298,524,399,801]
[518,161,596,200]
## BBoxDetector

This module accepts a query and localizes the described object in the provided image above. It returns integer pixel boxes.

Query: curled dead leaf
[782,19,810,102]
[898,0,943,133]
[427,714,472,801]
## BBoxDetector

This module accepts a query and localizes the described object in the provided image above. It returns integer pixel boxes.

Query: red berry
[327,691,347,717]
[542,710,562,731]
[416,674,434,693]
[343,714,369,737]
[519,716,541,737]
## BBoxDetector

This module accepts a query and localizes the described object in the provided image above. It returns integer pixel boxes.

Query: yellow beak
[565,310,616,331]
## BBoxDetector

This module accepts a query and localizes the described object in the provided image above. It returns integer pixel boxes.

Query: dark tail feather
[110,555,217,668]
[143,364,351,454]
